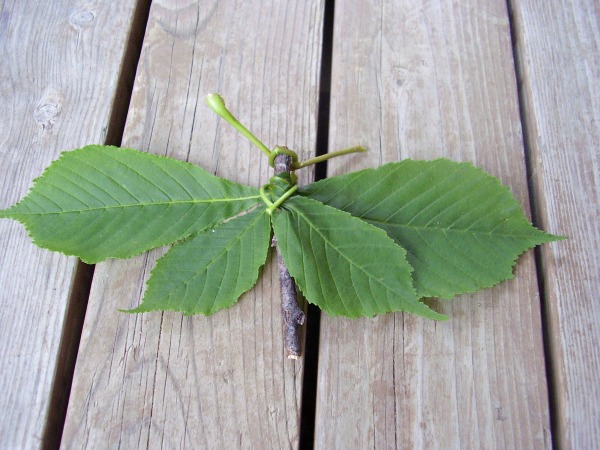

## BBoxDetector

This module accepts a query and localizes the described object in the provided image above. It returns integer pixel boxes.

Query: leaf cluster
[0,145,561,319]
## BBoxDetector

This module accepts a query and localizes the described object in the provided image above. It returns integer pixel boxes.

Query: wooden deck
[1,1,598,448]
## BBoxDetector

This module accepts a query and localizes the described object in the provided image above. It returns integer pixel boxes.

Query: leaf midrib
[363,217,538,239]
[288,203,415,299]
[4,195,262,216]
[150,210,266,313]
[191,211,266,312]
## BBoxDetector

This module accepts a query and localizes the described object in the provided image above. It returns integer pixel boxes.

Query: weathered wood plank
[0,1,142,447]
[61,1,324,448]
[510,1,600,447]
[315,1,552,448]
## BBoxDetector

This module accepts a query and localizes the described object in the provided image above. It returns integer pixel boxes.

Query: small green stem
[266,185,299,215]
[269,146,299,168]
[294,146,367,169]
[259,185,274,208]
[205,94,272,157]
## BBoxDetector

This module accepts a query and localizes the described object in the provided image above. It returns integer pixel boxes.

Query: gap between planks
[299,1,336,447]
[505,1,559,448]
[42,1,153,448]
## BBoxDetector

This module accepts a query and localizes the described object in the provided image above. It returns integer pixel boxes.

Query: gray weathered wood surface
[60,1,323,448]
[0,0,598,448]
[0,1,142,447]
[315,1,550,448]
[511,1,600,448]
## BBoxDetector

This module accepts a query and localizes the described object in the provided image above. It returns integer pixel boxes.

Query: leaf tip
[415,300,448,321]
[120,304,162,315]
[545,232,567,242]
[529,227,567,247]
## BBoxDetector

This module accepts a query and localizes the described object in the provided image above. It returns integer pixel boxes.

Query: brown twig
[273,153,305,359]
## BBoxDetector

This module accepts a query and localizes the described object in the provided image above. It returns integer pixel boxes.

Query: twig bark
[273,153,305,359]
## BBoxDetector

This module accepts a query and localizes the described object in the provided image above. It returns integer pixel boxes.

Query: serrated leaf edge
[274,196,447,320]
[124,208,271,315]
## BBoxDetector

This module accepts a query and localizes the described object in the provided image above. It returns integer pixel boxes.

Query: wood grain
[0,1,141,447]
[510,1,600,447]
[315,1,552,448]
[61,1,324,448]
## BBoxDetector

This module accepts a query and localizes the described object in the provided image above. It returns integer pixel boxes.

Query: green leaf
[0,145,261,263]
[128,208,271,315]
[301,159,563,299]
[271,196,445,319]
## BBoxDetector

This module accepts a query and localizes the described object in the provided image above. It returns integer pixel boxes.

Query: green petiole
[259,181,299,215]
[294,146,367,169]
[269,146,299,168]
[259,184,274,209]
[266,184,298,215]
[207,94,367,173]
[205,94,272,157]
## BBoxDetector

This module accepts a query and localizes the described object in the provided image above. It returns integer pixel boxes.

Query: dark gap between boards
[41,0,154,448]
[505,1,559,448]
[299,1,335,449]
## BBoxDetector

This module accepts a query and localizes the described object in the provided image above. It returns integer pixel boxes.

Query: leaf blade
[129,208,271,315]
[301,159,563,299]
[271,196,445,319]
[0,145,261,263]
